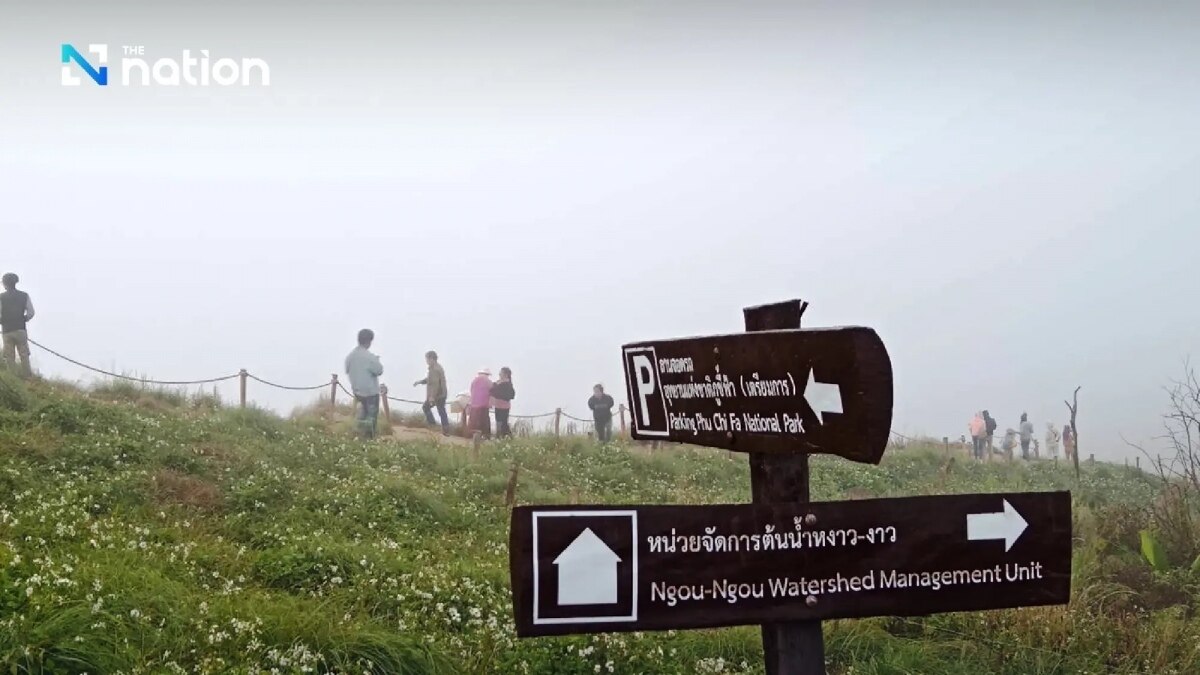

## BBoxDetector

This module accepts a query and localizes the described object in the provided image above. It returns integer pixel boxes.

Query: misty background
[2,1,1198,459]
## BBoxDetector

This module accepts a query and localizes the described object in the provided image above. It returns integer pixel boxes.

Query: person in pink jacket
[469,368,493,438]
[969,412,986,460]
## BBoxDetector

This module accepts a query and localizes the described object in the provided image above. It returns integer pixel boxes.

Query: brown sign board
[510,491,1071,637]
[621,327,893,463]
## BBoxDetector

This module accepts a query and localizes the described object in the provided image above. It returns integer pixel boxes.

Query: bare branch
[1065,386,1082,479]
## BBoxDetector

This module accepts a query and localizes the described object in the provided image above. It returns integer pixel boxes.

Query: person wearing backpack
[983,410,998,457]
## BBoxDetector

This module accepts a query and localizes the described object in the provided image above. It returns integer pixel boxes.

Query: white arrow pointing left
[803,369,843,425]
[966,499,1029,552]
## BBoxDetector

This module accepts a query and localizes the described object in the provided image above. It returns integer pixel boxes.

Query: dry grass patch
[152,468,223,511]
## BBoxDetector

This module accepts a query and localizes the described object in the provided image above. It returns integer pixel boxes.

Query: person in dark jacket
[982,410,997,456]
[588,384,615,443]
[490,367,515,438]
[1,273,35,378]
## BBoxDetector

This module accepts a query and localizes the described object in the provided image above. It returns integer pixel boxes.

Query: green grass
[0,370,1197,674]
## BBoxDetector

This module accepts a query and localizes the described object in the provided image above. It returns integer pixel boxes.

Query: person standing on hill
[414,350,450,436]
[1062,423,1075,461]
[1046,423,1061,458]
[969,412,986,460]
[1,273,35,378]
[983,410,997,456]
[490,367,515,439]
[469,368,493,439]
[1019,412,1035,460]
[589,384,615,443]
[344,329,383,440]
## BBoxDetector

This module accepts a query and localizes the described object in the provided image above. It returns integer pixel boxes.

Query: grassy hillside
[0,372,1197,674]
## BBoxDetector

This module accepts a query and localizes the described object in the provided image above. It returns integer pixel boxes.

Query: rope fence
[244,372,330,392]
[23,338,1097,459]
[24,338,629,438]
[28,338,241,386]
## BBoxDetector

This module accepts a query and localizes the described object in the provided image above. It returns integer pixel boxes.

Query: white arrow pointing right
[966,499,1029,552]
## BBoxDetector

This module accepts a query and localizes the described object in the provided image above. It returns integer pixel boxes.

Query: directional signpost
[621,326,893,462]
[511,491,1071,636]
[508,299,1072,675]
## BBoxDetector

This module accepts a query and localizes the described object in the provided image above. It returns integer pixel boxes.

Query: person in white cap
[468,367,493,438]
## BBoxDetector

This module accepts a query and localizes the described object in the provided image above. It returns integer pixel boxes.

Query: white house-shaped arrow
[554,528,622,605]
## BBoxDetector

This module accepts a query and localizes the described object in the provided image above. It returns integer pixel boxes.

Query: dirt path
[387,424,472,447]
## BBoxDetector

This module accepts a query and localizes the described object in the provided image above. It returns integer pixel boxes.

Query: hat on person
[478,367,492,376]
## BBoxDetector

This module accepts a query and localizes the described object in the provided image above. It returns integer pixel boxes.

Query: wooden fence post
[379,384,391,421]
[505,464,519,506]
[238,369,247,409]
[619,404,627,436]
[942,436,949,457]
[1136,456,1140,470]
[330,374,339,409]
[744,299,823,675]
[554,408,562,438]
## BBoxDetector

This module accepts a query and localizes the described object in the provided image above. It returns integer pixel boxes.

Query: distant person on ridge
[0,273,35,378]
[1000,427,1018,460]
[413,350,450,436]
[588,384,616,443]
[491,367,515,439]
[469,368,493,438]
[1045,423,1061,459]
[969,412,986,460]
[344,329,383,440]
[982,410,997,456]
[1062,423,1075,461]
[1019,412,1035,460]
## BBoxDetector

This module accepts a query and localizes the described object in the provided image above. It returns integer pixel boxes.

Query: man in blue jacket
[345,329,383,439]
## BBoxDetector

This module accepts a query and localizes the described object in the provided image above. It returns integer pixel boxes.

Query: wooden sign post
[744,300,823,674]
[508,299,1070,675]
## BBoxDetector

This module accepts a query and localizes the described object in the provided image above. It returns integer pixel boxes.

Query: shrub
[0,370,30,412]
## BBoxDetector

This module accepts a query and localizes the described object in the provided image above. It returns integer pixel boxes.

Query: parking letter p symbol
[632,355,656,426]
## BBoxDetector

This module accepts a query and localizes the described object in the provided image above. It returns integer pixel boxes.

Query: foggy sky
[3,1,1198,459]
